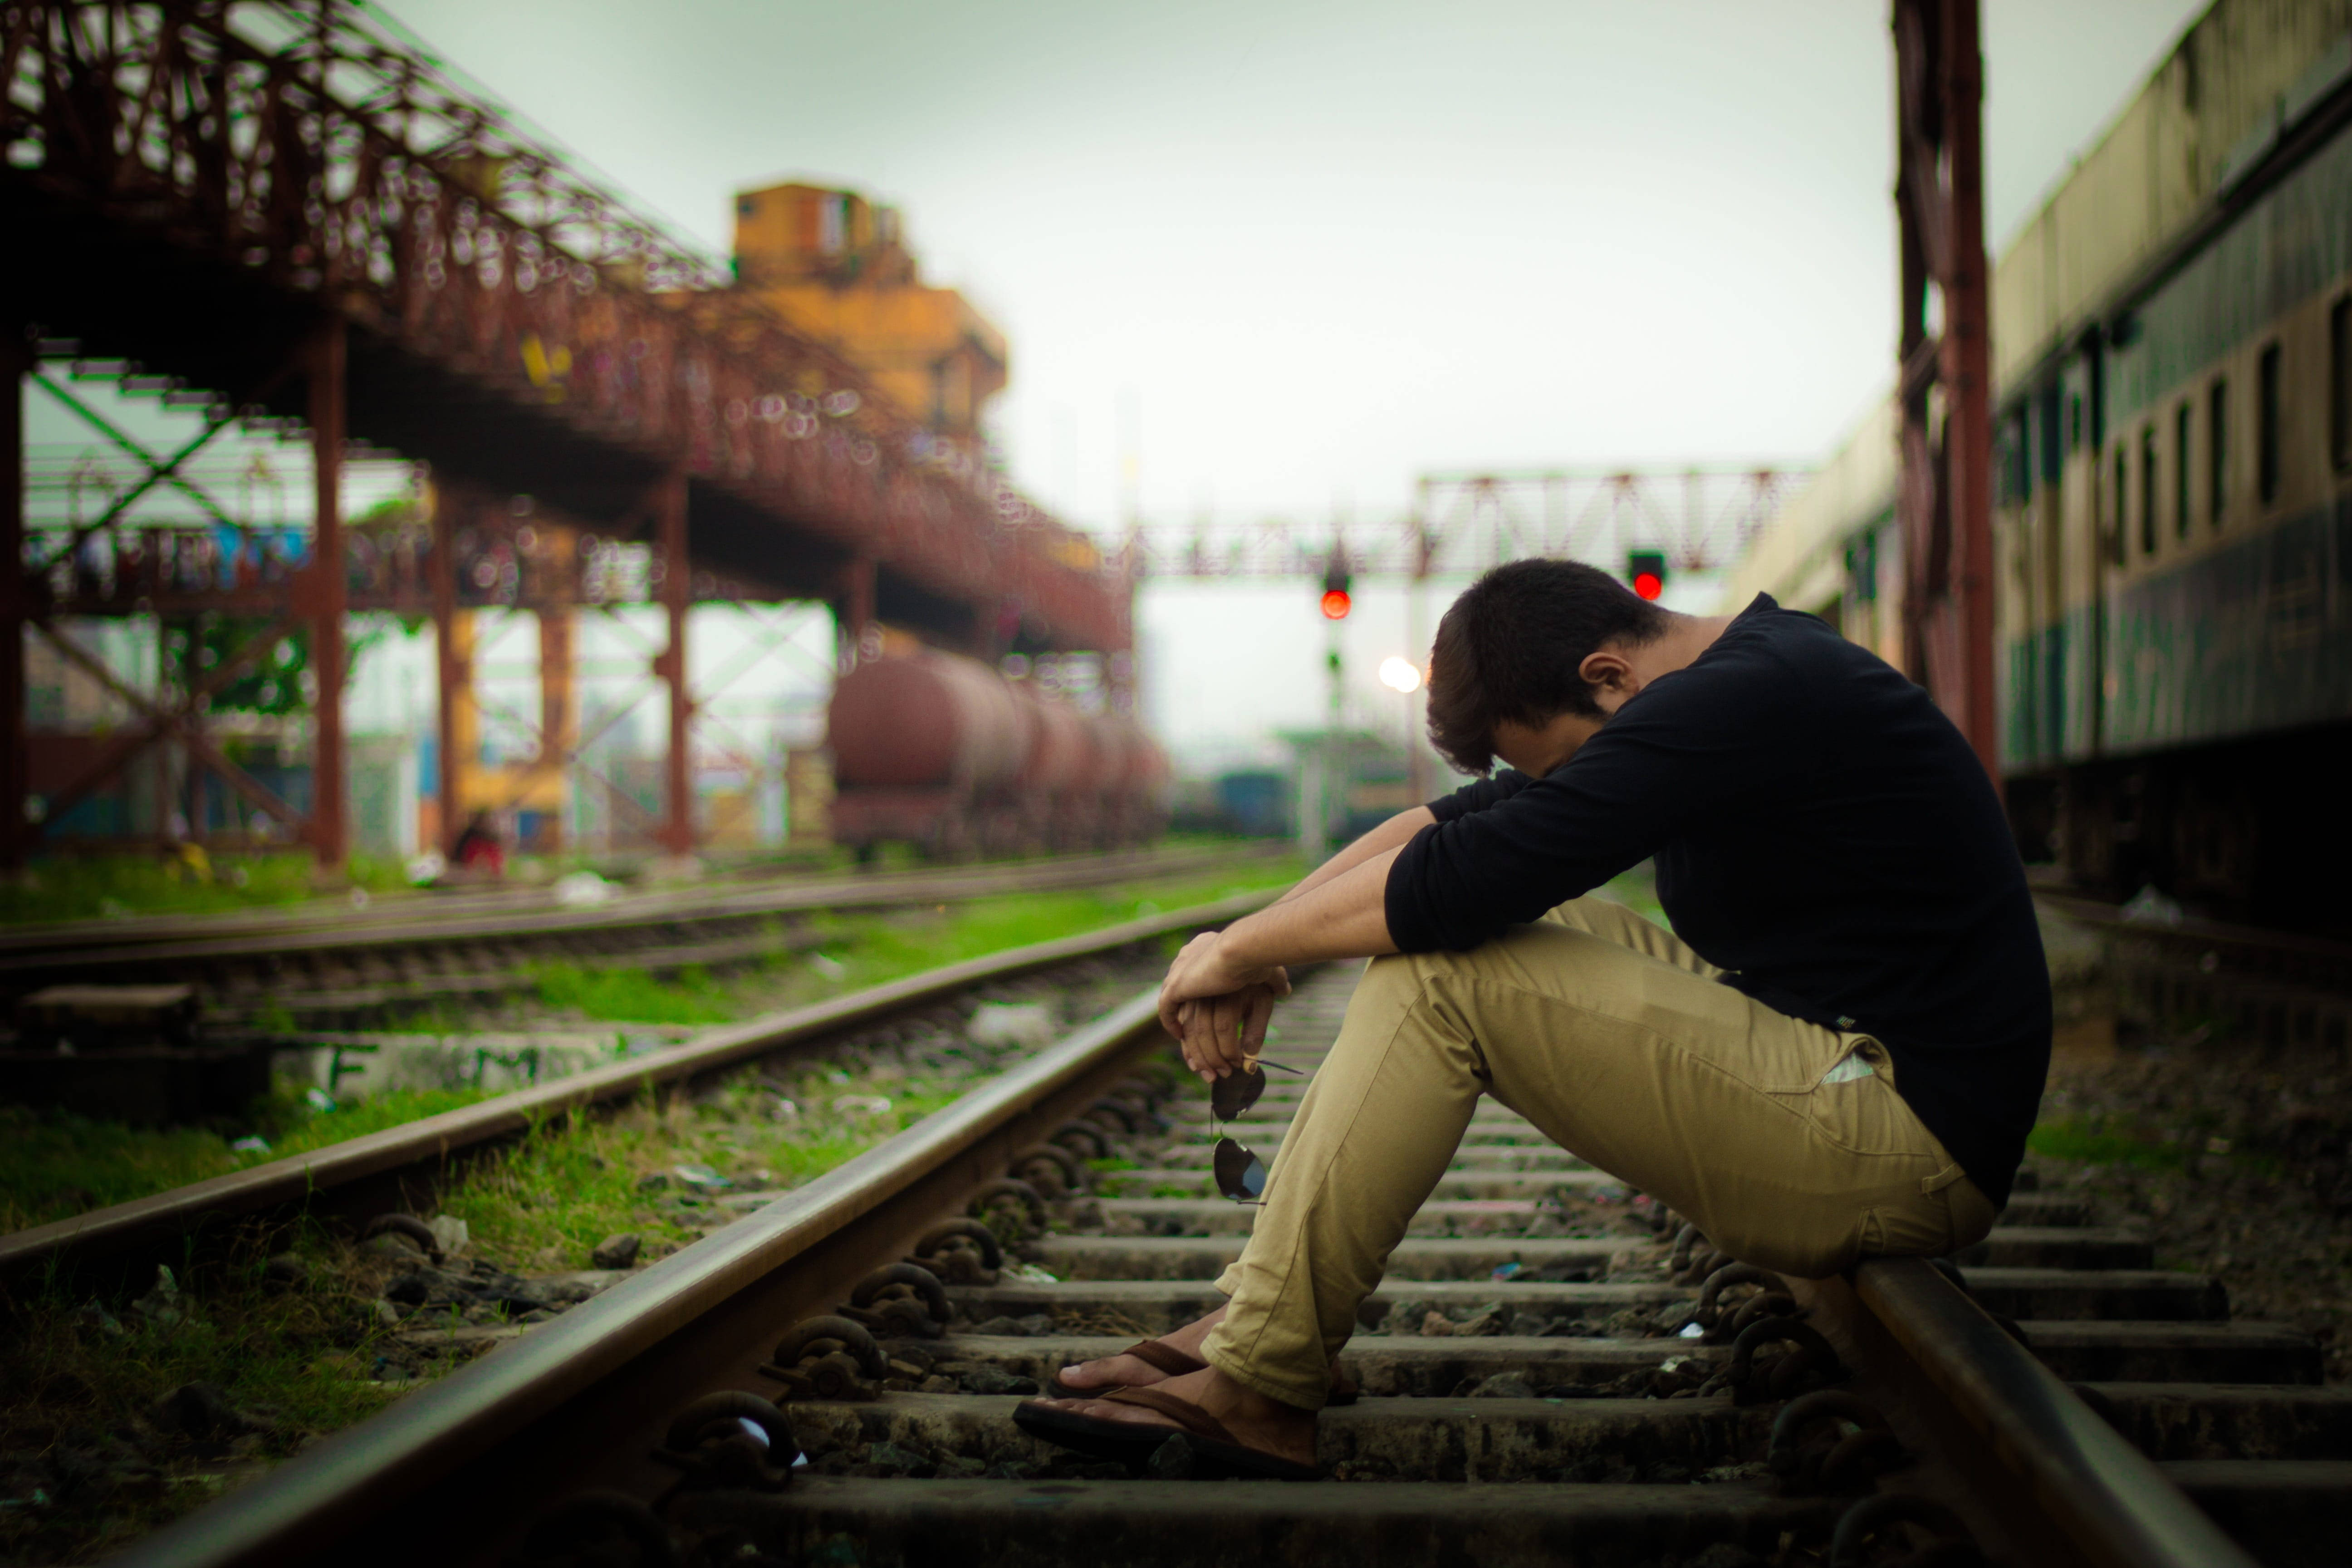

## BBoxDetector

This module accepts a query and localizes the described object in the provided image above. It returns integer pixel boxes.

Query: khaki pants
[1200,896,1997,1411]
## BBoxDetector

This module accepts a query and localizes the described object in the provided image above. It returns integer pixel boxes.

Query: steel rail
[76,941,2279,1568]
[0,889,1271,1287]
[0,846,1252,957]
[0,846,1272,976]
[2032,889,2352,970]
[111,986,1180,1568]
[1815,1260,2257,1568]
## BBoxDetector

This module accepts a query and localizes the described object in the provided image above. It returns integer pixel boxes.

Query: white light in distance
[1377,657,1423,694]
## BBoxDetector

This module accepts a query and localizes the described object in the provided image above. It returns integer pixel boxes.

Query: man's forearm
[1272,807,1435,906]
[1223,847,1402,969]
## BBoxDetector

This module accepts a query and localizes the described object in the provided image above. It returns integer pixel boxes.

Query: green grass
[1601,863,1669,928]
[437,1073,974,1269]
[0,1003,1124,1561]
[2029,1111,2287,1181]
[4,858,1300,1233]
[497,861,1301,1028]
[2027,1116,2188,1172]
[523,960,737,1026]
[0,1230,427,1564]
[0,844,1231,1561]
[0,835,1265,927]
[0,1086,493,1234]
[0,851,413,926]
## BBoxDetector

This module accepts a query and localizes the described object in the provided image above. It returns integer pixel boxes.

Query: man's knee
[1356,949,1432,1006]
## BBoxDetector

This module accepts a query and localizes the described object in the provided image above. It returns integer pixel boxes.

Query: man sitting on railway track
[1014,557,2052,1479]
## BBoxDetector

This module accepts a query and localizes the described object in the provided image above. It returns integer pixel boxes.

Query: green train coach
[1734,3,2352,929]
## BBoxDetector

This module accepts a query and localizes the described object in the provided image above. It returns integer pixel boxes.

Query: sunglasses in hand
[1208,1059,1301,1204]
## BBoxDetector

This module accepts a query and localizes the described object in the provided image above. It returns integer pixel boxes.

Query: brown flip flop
[1047,1340,1358,1405]
[1046,1338,1205,1397]
[1012,1386,1320,1480]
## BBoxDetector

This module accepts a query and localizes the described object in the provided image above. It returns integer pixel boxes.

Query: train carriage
[825,647,1169,860]
[1732,0,2352,929]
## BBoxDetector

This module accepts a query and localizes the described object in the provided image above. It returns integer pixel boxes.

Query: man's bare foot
[1054,1307,1227,1393]
[1029,1367,1318,1468]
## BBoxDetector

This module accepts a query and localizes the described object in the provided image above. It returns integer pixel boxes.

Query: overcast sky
[377,0,2207,534]
[359,0,2210,760]
[72,0,2139,774]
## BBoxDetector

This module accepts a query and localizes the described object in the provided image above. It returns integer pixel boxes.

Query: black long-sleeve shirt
[1385,594,2049,1207]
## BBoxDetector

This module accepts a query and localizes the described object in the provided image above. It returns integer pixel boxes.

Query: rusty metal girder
[1892,0,1999,784]
[1113,467,1812,583]
[0,0,1125,652]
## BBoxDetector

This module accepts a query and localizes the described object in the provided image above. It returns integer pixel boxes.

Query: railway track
[2034,888,2352,1054]
[88,961,2349,1567]
[0,892,1272,1292]
[0,844,1274,1028]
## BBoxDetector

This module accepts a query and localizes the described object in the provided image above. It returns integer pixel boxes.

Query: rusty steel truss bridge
[0,1,1857,881]
[0,0,1127,873]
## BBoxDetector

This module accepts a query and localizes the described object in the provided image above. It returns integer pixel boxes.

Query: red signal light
[1632,572,1663,601]
[1320,588,1352,620]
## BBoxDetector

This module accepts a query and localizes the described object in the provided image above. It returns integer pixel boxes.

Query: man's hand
[1156,929,1289,1082]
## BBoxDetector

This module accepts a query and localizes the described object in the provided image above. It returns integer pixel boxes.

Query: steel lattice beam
[1113,466,1811,582]
[0,0,1126,645]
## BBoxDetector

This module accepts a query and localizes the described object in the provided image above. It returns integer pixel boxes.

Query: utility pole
[1893,0,1999,787]
[302,315,349,883]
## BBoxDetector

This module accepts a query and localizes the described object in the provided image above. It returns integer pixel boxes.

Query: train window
[2140,426,2157,556]
[2332,297,2351,472]
[2039,386,2063,486]
[2258,342,2282,506]
[2175,402,2191,540]
[2117,442,2136,564]
[2210,377,2228,526]
[2001,411,2029,505]
[2069,394,2083,452]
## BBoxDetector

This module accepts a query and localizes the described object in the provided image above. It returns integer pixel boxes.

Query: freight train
[1729,3,2352,930]
[824,649,1168,859]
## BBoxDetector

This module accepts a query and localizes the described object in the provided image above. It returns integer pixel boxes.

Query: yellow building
[732,182,1008,443]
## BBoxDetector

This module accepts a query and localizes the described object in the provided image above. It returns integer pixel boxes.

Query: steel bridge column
[536,532,574,854]
[0,330,24,873]
[429,476,464,856]
[304,317,349,878]
[655,469,693,857]
[1940,0,1997,787]
[1893,0,1998,789]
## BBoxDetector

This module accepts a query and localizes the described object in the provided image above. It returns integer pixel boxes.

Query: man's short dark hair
[1426,558,1671,775]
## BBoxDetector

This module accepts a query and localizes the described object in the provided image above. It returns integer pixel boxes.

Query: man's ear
[1576,647,1636,706]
